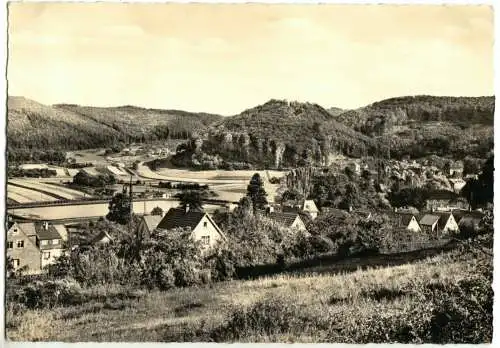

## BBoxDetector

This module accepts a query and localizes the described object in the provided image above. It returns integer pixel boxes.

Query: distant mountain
[335,95,494,135]
[334,95,495,159]
[7,96,223,155]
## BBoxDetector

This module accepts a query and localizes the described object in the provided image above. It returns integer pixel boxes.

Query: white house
[156,206,227,250]
[302,200,319,220]
[436,212,460,235]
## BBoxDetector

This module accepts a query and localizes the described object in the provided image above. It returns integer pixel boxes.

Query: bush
[210,297,322,341]
[11,278,86,309]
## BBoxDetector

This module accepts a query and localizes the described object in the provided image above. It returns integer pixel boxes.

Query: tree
[175,190,207,211]
[106,188,132,225]
[461,154,494,209]
[151,206,163,216]
[246,173,268,212]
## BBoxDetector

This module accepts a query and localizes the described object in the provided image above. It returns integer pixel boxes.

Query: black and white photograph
[3,2,495,343]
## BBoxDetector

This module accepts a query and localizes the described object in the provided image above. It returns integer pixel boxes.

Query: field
[136,163,285,202]
[7,184,59,203]
[5,246,492,342]
[9,179,89,200]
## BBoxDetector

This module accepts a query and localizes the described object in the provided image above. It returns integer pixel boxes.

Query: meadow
[5,244,492,343]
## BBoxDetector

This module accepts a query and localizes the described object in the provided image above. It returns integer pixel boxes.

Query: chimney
[185,204,190,213]
[43,221,49,230]
[349,205,353,213]
[394,207,398,213]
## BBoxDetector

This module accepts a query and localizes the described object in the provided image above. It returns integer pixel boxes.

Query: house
[302,200,319,220]
[419,214,440,235]
[6,221,41,274]
[426,190,468,211]
[436,212,460,236]
[449,178,467,193]
[264,209,308,232]
[448,162,464,177]
[390,213,421,233]
[137,214,163,240]
[156,205,227,250]
[6,220,66,274]
[90,230,114,245]
[35,222,65,269]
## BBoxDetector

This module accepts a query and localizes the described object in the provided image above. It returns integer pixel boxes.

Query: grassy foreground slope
[6,245,492,343]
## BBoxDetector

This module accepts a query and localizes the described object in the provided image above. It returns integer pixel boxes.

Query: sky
[7,3,494,115]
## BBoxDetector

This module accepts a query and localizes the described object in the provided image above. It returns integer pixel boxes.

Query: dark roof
[157,207,206,231]
[427,190,457,201]
[7,220,15,230]
[265,212,300,227]
[389,212,416,227]
[35,223,62,240]
[419,214,440,226]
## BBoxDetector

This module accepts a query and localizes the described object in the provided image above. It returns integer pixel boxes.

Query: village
[6,144,488,275]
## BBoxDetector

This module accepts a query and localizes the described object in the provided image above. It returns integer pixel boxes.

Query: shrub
[210,297,323,341]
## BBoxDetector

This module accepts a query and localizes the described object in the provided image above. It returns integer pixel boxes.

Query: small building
[35,222,64,269]
[436,212,460,235]
[390,212,421,233]
[6,220,66,274]
[352,210,373,221]
[302,200,319,220]
[448,162,464,177]
[156,206,227,250]
[264,210,308,233]
[419,214,440,235]
[90,230,114,245]
[6,221,41,274]
[137,214,163,240]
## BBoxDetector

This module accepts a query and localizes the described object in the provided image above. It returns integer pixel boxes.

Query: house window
[40,240,49,246]
[43,252,51,260]
[305,205,309,209]
[52,239,60,245]
[201,236,210,246]
[203,221,208,228]
[16,240,24,248]
[7,241,13,249]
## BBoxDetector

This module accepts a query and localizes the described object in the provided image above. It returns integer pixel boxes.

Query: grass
[5,247,491,343]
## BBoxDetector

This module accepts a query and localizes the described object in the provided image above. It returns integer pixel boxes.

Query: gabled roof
[91,230,114,244]
[157,207,206,231]
[17,222,38,236]
[35,223,62,240]
[419,214,440,226]
[389,212,416,227]
[265,212,301,227]
[435,212,456,231]
[7,220,15,230]
[142,215,163,232]
[302,200,319,213]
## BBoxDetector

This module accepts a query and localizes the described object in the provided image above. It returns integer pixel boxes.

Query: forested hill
[333,95,495,159]
[7,96,223,152]
[335,95,495,135]
[196,99,379,168]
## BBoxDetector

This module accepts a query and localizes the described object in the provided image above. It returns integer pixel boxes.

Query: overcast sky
[7,3,494,115]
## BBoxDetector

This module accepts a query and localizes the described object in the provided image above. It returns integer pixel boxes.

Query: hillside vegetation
[334,96,495,159]
[171,100,379,169]
[7,96,223,159]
